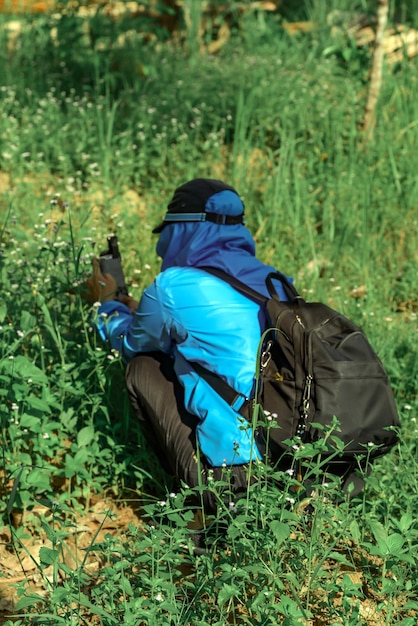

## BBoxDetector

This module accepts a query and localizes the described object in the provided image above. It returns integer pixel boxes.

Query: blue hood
[156,189,290,300]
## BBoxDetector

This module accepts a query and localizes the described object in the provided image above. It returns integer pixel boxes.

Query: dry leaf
[349,285,367,298]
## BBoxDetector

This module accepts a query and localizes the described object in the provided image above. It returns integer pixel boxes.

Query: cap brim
[152,221,165,234]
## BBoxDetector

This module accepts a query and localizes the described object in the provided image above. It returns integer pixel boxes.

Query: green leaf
[217,583,240,607]
[60,408,77,429]
[342,48,352,63]
[0,303,6,323]
[64,454,90,479]
[349,520,361,543]
[368,520,388,547]
[19,413,41,430]
[74,447,90,464]
[26,469,51,493]
[77,425,95,447]
[277,595,307,619]
[20,310,37,332]
[39,300,62,348]
[7,467,24,515]
[397,618,418,626]
[15,593,46,611]
[386,533,405,555]
[270,520,290,546]
[390,552,416,565]
[76,591,118,622]
[3,355,48,384]
[120,575,134,596]
[26,396,52,414]
[328,551,356,568]
[39,546,60,566]
[227,524,241,540]
[398,513,414,533]
[37,497,58,509]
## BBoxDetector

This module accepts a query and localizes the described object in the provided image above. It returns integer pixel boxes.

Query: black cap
[152,178,244,233]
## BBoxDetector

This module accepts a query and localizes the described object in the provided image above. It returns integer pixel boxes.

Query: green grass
[0,0,417,623]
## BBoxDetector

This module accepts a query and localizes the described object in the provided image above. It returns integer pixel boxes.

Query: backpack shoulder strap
[265,272,302,302]
[190,266,265,407]
[190,267,302,406]
[190,360,246,408]
[201,266,302,303]
[200,266,268,302]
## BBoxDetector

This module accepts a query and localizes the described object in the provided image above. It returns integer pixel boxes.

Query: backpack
[197,268,400,472]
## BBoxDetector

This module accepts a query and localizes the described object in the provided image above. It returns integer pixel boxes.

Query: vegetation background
[0,0,417,624]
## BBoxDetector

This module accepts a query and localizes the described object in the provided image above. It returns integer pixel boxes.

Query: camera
[99,235,128,299]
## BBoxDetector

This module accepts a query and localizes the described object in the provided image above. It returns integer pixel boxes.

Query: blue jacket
[96,266,265,466]
[95,188,291,466]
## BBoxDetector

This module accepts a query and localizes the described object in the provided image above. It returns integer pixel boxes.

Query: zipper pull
[295,314,305,328]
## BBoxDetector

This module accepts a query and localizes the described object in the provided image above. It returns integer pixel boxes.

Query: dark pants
[125,352,250,514]
[125,353,365,514]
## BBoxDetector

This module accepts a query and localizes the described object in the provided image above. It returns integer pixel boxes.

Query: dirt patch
[0,497,144,623]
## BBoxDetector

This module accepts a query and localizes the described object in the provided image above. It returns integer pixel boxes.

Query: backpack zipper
[296,373,313,438]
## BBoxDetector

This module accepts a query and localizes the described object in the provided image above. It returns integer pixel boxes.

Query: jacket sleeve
[94,281,173,361]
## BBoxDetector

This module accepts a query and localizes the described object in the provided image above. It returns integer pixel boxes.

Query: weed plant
[0,0,417,623]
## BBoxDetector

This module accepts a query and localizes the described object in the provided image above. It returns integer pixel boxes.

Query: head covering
[154,178,290,300]
[152,178,244,233]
